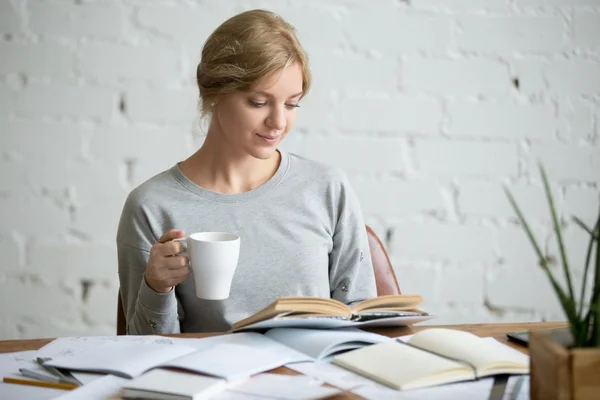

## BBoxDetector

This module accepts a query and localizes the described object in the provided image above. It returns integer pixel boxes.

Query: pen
[3,376,78,390]
[19,368,80,386]
[35,357,81,385]
[19,368,62,383]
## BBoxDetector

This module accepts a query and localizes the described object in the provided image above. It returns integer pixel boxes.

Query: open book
[264,327,393,361]
[40,329,395,380]
[331,328,529,391]
[231,294,432,331]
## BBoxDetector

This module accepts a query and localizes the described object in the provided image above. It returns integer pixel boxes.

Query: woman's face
[212,62,304,160]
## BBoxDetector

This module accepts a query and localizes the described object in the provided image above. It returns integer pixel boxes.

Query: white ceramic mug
[176,232,240,300]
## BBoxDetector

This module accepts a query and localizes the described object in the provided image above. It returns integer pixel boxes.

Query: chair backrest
[366,225,401,296]
[116,224,400,334]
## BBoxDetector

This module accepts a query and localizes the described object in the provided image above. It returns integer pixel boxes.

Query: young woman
[117,9,377,335]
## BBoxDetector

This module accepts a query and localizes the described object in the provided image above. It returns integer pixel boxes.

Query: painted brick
[402,58,509,96]
[457,16,566,53]
[0,84,13,118]
[496,225,550,266]
[564,187,600,226]
[0,2,22,33]
[414,140,519,178]
[294,137,406,174]
[515,0,600,6]
[558,98,595,142]
[413,0,511,12]
[0,120,86,162]
[15,83,116,120]
[0,196,70,237]
[79,44,181,83]
[29,242,118,282]
[350,178,446,218]
[573,10,600,50]
[459,181,561,220]
[486,264,564,312]
[0,281,80,322]
[448,100,555,140]
[310,52,398,93]
[338,95,443,134]
[344,10,452,54]
[127,86,198,124]
[1,0,599,338]
[27,0,124,39]
[439,266,486,304]
[388,221,497,263]
[527,144,600,182]
[546,60,600,95]
[88,126,190,166]
[0,42,74,77]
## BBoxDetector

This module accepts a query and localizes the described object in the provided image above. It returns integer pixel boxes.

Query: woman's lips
[256,133,279,144]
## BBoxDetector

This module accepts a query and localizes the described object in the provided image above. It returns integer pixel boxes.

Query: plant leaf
[539,164,577,309]
[591,202,600,347]
[577,213,600,317]
[572,216,600,240]
[504,186,581,340]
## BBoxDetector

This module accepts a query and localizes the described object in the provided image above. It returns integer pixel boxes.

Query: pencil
[3,376,78,390]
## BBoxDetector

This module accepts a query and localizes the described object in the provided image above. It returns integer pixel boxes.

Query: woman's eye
[248,100,300,109]
[249,100,267,108]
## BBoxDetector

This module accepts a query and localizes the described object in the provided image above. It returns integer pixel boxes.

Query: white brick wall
[0,0,599,339]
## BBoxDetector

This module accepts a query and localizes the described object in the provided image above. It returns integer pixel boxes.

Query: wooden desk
[0,322,567,399]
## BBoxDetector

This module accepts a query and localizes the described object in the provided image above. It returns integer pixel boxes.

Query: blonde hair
[196,9,311,117]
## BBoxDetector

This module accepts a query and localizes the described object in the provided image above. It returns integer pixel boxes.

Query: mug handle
[173,237,189,257]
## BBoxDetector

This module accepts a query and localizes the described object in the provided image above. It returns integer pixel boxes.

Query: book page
[35,335,176,359]
[407,329,529,375]
[332,342,475,390]
[350,294,423,313]
[264,327,393,361]
[160,343,295,381]
[45,342,197,378]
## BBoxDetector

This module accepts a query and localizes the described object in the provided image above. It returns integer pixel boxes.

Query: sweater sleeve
[328,171,377,304]
[117,242,181,335]
[116,191,181,335]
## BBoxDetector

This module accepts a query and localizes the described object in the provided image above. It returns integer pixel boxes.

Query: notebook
[43,342,293,381]
[331,328,529,391]
[41,329,395,379]
[122,368,227,400]
[231,294,432,331]
[264,327,393,361]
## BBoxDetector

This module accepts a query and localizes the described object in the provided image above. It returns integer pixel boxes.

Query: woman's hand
[145,229,190,293]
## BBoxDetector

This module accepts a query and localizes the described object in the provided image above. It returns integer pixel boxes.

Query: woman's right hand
[145,229,190,293]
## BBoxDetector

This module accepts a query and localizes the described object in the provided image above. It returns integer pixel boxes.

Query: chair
[366,225,401,296]
[116,225,400,334]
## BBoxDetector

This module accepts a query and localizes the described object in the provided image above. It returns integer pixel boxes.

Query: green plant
[504,164,600,348]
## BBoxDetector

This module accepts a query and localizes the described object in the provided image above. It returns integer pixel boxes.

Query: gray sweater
[116,150,377,334]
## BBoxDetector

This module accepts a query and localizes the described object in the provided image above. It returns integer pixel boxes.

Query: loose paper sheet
[0,350,66,399]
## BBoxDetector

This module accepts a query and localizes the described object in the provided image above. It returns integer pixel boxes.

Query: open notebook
[332,328,529,391]
[231,294,432,331]
[41,329,393,380]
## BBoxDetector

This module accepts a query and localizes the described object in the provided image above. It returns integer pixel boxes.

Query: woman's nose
[266,106,286,131]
